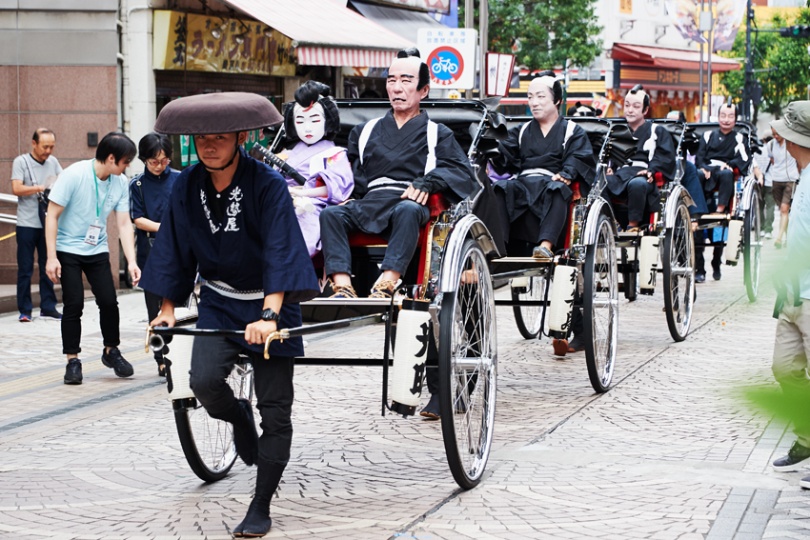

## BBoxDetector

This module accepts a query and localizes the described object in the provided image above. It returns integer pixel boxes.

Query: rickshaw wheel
[663,201,695,342]
[438,238,497,490]
[583,213,619,393]
[174,362,254,482]
[744,190,761,303]
[512,272,549,339]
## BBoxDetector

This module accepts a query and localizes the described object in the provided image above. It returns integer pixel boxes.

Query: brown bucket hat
[770,100,810,149]
[154,92,283,135]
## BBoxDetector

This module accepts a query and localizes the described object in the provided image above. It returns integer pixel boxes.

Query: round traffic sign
[427,46,464,86]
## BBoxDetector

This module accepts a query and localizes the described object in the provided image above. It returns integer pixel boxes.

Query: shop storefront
[606,42,740,120]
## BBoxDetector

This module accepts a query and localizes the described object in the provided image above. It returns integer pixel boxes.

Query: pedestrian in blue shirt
[45,132,140,385]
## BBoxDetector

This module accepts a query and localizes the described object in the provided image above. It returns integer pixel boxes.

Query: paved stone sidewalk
[0,239,807,539]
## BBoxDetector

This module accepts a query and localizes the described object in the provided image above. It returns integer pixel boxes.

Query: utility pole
[465,0,474,99]
[741,0,754,121]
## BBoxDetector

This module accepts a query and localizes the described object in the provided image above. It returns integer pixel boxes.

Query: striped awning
[297,46,397,68]
[222,0,413,67]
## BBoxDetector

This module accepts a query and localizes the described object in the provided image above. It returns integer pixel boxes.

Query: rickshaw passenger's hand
[551,173,571,186]
[606,167,614,175]
[402,185,429,205]
[246,320,278,345]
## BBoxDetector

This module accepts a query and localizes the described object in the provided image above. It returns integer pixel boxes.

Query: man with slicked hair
[320,49,476,300]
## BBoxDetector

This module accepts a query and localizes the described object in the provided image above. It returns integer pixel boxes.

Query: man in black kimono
[605,85,676,232]
[319,50,476,299]
[694,102,751,281]
[488,71,595,259]
[139,93,319,538]
[696,102,750,214]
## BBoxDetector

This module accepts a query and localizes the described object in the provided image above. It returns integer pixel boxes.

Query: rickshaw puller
[140,92,319,538]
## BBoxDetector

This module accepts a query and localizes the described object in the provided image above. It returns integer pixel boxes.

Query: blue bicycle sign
[427,46,465,86]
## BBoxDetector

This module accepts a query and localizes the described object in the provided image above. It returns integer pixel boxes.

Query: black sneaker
[773,441,810,472]
[40,308,62,320]
[420,393,440,420]
[695,272,706,284]
[64,359,83,385]
[101,347,134,378]
[712,268,722,281]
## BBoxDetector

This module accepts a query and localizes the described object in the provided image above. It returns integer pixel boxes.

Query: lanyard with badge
[84,162,110,246]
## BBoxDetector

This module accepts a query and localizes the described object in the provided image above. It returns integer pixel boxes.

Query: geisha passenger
[278,81,353,257]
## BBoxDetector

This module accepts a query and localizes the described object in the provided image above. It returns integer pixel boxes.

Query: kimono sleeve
[317,149,354,205]
[346,123,369,198]
[139,180,197,305]
[729,132,751,173]
[258,172,320,303]
[695,132,711,170]
[561,125,597,187]
[424,125,477,202]
[490,124,523,176]
[648,125,676,180]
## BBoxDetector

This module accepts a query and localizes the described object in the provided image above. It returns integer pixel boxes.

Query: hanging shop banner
[485,52,516,97]
[359,0,451,14]
[153,10,295,76]
[713,0,746,51]
[417,28,477,90]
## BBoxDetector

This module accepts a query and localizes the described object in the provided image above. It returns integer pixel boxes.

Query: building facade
[0,0,120,284]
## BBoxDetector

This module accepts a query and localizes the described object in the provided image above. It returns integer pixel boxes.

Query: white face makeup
[294,102,326,145]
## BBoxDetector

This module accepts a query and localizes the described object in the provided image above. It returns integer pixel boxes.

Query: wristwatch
[260,308,280,322]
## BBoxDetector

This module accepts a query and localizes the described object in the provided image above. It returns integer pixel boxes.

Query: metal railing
[0,193,18,225]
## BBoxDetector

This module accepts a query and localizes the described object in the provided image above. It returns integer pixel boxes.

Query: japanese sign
[417,28,477,90]
[153,10,295,77]
[485,52,515,97]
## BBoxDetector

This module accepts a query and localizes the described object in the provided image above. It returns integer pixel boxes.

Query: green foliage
[720,9,810,118]
[741,384,810,427]
[460,0,602,70]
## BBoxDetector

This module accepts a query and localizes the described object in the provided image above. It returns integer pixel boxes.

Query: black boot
[233,461,285,537]
[233,399,259,466]
[214,399,258,466]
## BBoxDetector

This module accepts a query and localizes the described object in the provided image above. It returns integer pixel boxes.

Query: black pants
[190,336,295,466]
[695,240,723,274]
[706,169,735,209]
[626,177,656,224]
[494,188,568,249]
[16,225,58,314]
[320,201,429,277]
[57,251,119,355]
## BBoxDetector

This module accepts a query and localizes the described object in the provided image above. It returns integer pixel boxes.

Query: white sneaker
[764,232,773,239]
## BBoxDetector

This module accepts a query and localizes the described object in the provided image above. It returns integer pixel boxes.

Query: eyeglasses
[146,158,171,167]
